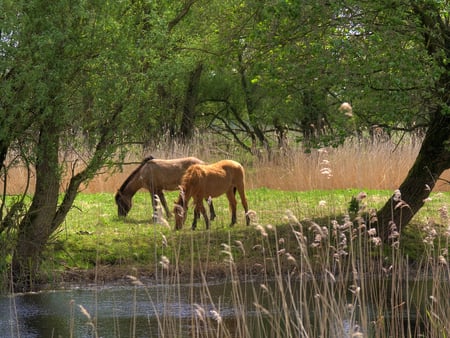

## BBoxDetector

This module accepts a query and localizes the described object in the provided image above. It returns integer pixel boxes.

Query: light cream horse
[115,156,215,220]
[174,159,250,230]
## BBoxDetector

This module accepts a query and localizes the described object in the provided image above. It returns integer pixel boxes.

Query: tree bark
[12,122,60,291]
[9,103,119,291]
[0,141,9,224]
[179,63,203,140]
[376,109,450,242]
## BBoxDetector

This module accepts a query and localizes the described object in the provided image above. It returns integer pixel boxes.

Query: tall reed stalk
[149,201,447,337]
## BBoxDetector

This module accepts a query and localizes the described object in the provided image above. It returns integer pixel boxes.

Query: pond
[1,281,249,338]
[0,277,442,337]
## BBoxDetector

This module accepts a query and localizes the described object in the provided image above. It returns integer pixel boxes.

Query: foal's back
[184,160,245,198]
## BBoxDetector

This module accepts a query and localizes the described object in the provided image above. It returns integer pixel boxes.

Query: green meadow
[37,188,449,285]
[26,188,449,337]
[2,141,450,337]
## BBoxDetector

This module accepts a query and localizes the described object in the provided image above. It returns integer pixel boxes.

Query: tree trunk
[376,110,450,242]
[0,141,9,223]
[10,104,119,291]
[375,1,450,242]
[237,51,271,158]
[12,123,60,291]
[179,62,203,140]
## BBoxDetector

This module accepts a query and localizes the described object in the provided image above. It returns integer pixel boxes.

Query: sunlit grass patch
[48,189,449,279]
[3,187,450,337]
[3,187,449,288]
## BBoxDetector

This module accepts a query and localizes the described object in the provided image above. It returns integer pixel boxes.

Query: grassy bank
[2,138,450,336]
[35,188,449,336]
[3,189,450,336]
[34,188,449,285]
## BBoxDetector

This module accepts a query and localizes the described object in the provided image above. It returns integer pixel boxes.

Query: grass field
[2,139,450,283]
[35,188,449,337]
[35,187,448,284]
[2,139,450,337]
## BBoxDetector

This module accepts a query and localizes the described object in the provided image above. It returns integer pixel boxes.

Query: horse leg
[226,188,237,226]
[237,185,250,226]
[191,207,199,230]
[206,197,216,220]
[158,190,171,218]
[200,202,210,230]
[193,200,210,230]
[150,191,158,223]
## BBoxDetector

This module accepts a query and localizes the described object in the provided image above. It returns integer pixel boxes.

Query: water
[0,278,442,337]
[0,282,240,338]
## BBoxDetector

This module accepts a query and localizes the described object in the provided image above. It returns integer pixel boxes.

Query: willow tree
[0,0,181,291]
[168,0,450,240]
[212,0,449,239]
[231,1,449,238]
[308,1,448,239]
[371,2,450,240]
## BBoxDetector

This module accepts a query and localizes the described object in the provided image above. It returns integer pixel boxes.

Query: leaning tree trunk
[376,110,450,242]
[376,2,450,242]
[12,124,60,291]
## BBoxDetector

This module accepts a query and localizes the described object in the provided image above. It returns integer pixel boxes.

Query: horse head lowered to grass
[115,156,215,221]
[174,159,250,230]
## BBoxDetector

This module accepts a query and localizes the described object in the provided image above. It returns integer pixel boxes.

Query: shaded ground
[48,261,267,291]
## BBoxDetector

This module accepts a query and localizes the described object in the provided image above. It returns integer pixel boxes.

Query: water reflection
[0,278,441,337]
[0,282,241,338]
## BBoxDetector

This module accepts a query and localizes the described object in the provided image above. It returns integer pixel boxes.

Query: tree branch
[52,108,122,230]
[168,0,197,32]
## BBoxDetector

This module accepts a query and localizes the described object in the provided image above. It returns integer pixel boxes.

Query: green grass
[4,188,450,337]
[41,188,450,283]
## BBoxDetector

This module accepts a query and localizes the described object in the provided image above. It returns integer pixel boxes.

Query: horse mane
[180,164,205,197]
[117,155,154,193]
[180,165,198,188]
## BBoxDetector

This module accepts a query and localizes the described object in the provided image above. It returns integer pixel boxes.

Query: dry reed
[3,138,450,194]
